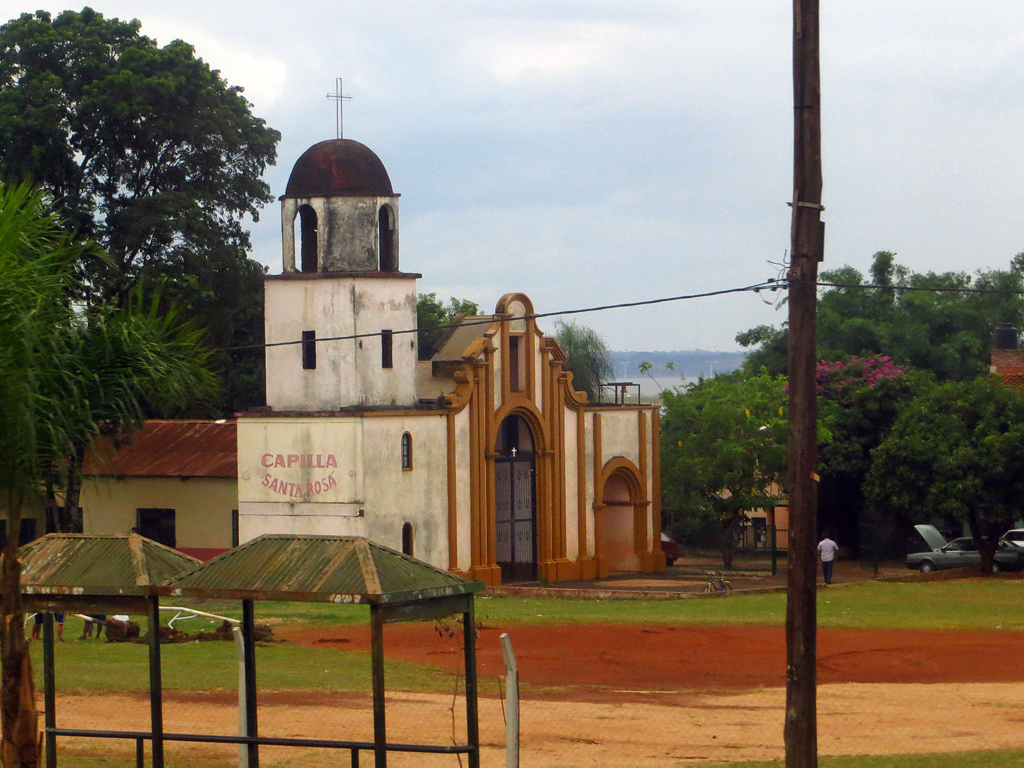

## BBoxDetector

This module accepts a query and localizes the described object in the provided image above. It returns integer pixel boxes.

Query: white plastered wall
[563,408,580,559]
[238,415,363,542]
[597,409,655,551]
[599,410,643,467]
[360,414,448,567]
[583,412,597,557]
[237,412,450,569]
[454,407,473,571]
[264,276,418,410]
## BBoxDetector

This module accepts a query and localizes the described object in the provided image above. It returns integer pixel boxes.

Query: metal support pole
[148,595,165,767]
[499,632,518,768]
[233,626,249,768]
[771,525,778,576]
[43,613,57,768]
[370,605,387,768]
[242,599,259,768]
[464,602,481,768]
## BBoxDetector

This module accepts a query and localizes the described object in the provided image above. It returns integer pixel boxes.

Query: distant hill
[609,350,747,380]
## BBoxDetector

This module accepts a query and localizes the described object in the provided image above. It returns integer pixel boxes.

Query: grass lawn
[30,635,458,695]
[180,578,1024,631]
[470,578,1024,630]
[33,578,1024,696]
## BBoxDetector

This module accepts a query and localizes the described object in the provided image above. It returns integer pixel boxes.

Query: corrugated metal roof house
[84,420,237,478]
[80,420,238,561]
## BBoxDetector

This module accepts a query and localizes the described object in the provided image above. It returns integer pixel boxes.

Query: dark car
[661,532,679,566]
[906,525,1024,573]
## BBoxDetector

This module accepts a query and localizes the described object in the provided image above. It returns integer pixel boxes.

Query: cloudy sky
[7,1,1024,352]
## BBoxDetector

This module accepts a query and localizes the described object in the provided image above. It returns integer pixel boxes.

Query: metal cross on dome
[326,77,352,139]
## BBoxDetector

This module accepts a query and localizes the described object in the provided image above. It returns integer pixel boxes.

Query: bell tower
[264,139,420,411]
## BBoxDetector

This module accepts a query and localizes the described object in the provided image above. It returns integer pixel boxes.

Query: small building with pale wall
[80,420,238,561]
[237,138,664,584]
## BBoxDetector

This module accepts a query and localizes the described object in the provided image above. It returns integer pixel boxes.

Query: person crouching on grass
[80,614,107,640]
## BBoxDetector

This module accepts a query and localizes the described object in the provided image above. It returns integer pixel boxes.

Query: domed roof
[284,139,394,198]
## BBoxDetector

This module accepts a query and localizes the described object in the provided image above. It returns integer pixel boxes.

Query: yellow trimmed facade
[235,138,663,585]
[435,294,663,583]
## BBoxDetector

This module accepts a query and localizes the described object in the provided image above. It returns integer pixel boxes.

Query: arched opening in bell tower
[378,204,396,271]
[298,204,318,273]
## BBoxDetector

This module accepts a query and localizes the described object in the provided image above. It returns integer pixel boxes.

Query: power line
[225,279,784,353]
[223,274,1024,355]
[808,278,1024,296]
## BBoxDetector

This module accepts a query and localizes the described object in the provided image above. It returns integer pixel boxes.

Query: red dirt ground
[52,616,1024,765]
[276,622,1024,698]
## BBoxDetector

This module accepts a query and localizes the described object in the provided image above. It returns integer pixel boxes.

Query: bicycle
[702,571,733,593]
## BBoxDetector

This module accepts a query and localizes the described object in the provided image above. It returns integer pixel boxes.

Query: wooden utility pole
[785,0,823,766]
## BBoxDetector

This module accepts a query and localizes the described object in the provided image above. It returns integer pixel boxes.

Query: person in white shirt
[817,533,839,584]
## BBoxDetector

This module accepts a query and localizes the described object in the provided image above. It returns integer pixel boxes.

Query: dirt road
[49,622,1024,765]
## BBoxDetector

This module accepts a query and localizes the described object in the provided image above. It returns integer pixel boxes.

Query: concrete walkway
[487,557,910,600]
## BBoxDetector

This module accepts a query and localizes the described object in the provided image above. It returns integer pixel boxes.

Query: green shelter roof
[20,533,201,597]
[167,534,484,604]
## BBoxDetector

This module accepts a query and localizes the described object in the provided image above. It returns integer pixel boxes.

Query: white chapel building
[236,138,665,585]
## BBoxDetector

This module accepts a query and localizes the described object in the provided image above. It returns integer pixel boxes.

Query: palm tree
[0,182,86,765]
[0,182,218,763]
[52,289,220,530]
[554,319,614,402]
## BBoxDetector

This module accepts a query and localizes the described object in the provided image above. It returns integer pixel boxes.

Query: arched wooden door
[600,469,640,572]
[494,414,537,582]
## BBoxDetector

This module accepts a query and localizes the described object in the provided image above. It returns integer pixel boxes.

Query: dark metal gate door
[495,456,536,582]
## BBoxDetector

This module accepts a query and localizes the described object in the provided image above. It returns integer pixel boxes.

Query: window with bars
[401,432,413,470]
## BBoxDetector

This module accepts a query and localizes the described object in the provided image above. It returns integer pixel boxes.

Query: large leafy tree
[660,370,789,568]
[864,375,1024,572]
[554,319,614,402]
[740,251,1024,381]
[0,181,218,760]
[0,7,280,413]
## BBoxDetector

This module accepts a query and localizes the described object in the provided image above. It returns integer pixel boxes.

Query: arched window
[378,205,396,271]
[401,432,413,470]
[298,205,318,273]
[401,522,414,556]
[495,414,535,456]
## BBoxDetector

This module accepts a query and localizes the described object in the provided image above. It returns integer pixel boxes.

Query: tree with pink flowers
[816,355,924,550]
